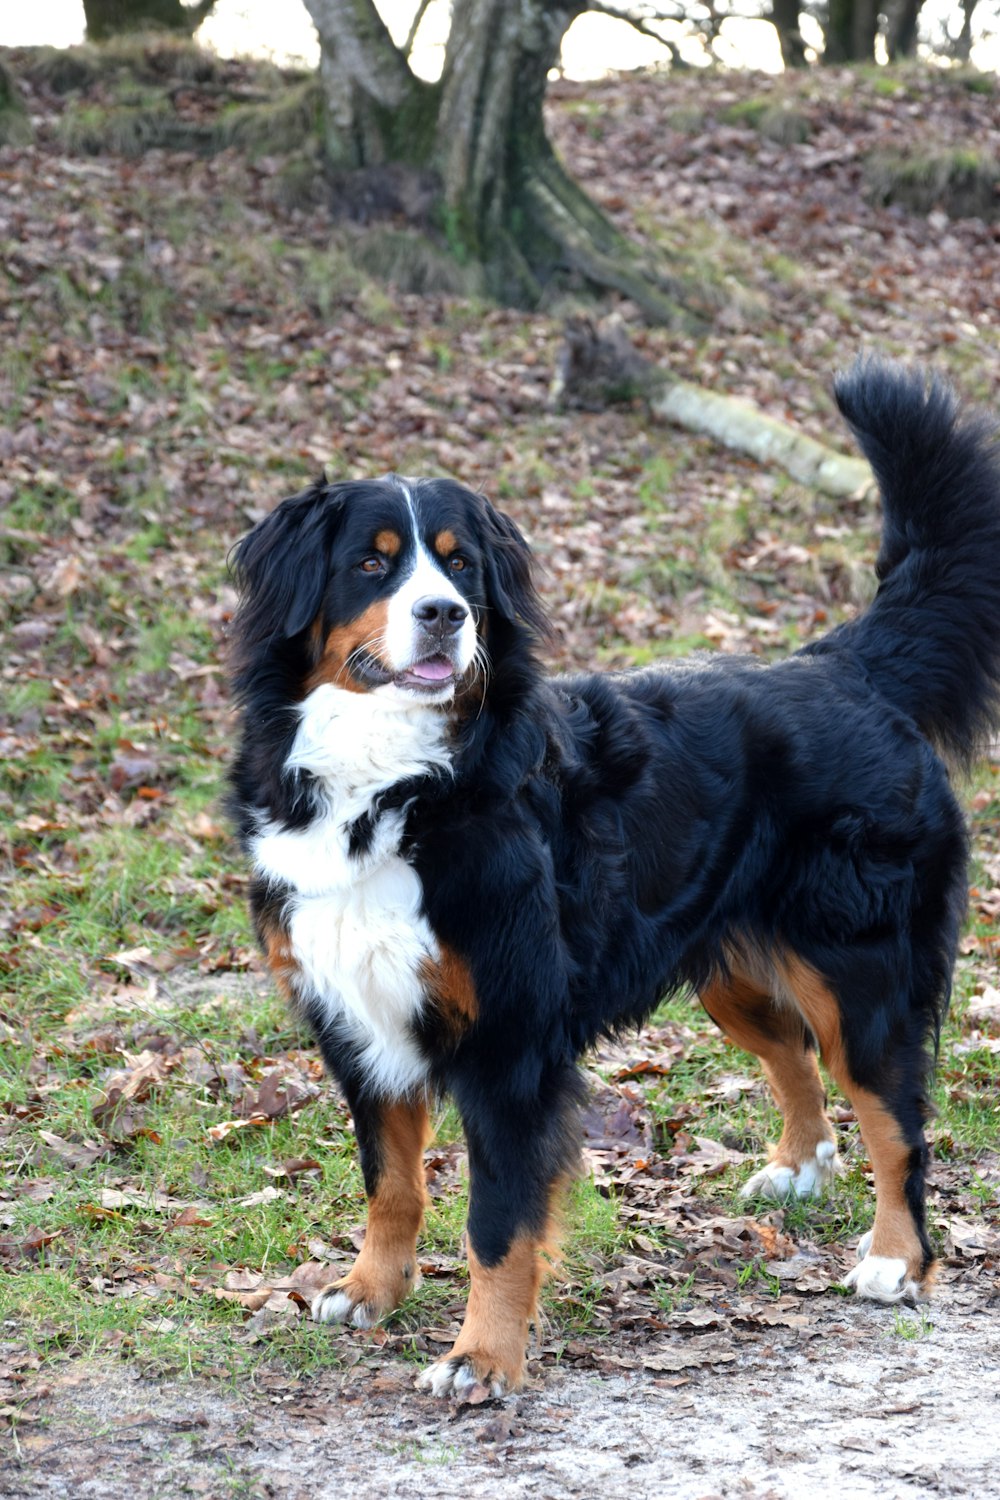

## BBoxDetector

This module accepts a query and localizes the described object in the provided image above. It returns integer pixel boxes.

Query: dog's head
[229,475,547,709]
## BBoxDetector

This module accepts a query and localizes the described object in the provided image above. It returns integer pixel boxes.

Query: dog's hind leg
[699,970,842,1201]
[312,1090,430,1328]
[779,953,935,1303]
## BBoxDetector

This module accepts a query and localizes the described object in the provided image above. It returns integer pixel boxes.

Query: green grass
[959,71,995,96]
[4,495,995,1377]
[888,1307,934,1340]
[652,1271,696,1313]
[218,81,321,155]
[0,1268,358,1385]
[3,54,999,1389]
[721,97,773,129]
[871,75,908,98]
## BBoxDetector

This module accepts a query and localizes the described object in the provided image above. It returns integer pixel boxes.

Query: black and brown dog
[228,360,1000,1397]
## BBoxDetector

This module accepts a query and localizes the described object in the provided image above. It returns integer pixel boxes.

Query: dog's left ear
[480,499,551,641]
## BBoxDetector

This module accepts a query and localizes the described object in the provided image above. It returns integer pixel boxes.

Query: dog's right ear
[229,480,343,649]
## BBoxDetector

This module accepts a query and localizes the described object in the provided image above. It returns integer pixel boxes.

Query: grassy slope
[1,41,999,1386]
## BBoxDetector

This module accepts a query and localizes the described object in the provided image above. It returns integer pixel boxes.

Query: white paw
[740,1140,841,1202]
[844,1246,922,1304]
[311,1287,378,1329]
[415,1356,507,1400]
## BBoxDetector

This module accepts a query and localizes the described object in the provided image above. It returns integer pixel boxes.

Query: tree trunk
[771,0,808,67]
[83,0,216,40]
[301,0,689,322]
[434,0,575,280]
[824,0,878,60]
[851,0,879,58]
[302,0,437,167]
[886,0,922,57]
[438,0,685,315]
[955,0,979,59]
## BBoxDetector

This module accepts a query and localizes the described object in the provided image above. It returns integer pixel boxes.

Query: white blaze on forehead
[383,483,477,673]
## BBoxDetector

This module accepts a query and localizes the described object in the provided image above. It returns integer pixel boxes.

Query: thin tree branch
[586,0,688,33]
[403,0,434,57]
[583,0,706,63]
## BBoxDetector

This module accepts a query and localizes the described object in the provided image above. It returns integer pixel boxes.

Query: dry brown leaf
[261,1157,322,1181]
[237,1186,285,1208]
[37,1130,111,1170]
[642,1346,737,1372]
[169,1206,214,1229]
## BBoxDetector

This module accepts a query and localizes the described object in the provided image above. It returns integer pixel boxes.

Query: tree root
[523,154,693,328]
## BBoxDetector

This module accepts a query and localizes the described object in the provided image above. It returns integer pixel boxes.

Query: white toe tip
[416,1357,507,1400]
[311,1289,354,1325]
[415,1361,454,1397]
[845,1253,920,1304]
[740,1140,841,1201]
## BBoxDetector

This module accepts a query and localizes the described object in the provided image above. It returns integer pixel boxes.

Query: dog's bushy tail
[827,358,1000,768]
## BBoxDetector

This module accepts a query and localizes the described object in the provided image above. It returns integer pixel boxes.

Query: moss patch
[864,147,1000,220]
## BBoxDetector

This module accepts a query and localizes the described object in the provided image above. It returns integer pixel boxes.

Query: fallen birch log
[553,318,875,500]
[650,378,874,499]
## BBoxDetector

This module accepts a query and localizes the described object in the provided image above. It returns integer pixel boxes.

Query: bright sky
[2,0,996,78]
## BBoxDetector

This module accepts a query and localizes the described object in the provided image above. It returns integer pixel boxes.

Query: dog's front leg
[312,1089,430,1328]
[416,1073,578,1398]
[417,1234,545,1399]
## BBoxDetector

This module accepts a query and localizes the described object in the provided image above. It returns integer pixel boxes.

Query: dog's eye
[359,556,384,575]
[448,556,466,572]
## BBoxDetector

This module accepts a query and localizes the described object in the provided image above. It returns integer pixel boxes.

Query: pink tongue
[410,657,453,681]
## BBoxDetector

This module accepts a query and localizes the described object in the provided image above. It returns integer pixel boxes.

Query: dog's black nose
[413,597,468,636]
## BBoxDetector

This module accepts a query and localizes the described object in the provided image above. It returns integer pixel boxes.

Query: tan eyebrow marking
[375,529,401,557]
[433,529,458,557]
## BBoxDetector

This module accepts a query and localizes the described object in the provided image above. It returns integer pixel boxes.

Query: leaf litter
[1,45,999,1500]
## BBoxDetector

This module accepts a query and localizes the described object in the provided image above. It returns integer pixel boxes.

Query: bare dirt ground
[5,1281,1000,1500]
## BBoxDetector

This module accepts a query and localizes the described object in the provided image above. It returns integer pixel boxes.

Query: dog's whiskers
[469,638,493,719]
[340,628,390,684]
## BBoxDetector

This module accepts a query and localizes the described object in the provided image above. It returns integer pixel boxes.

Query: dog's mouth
[394,654,457,692]
[347,651,459,695]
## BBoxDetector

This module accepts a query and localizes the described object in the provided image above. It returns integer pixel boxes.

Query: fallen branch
[554,318,874,499]
[650,379,874,498]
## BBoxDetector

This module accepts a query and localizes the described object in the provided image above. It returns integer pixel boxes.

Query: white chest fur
[250,685,453,1096]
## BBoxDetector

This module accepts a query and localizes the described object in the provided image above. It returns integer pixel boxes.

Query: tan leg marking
[700,971,837,1197]
[306,599,391,693]
[417,1236,544,1397]
[417,1177,568,1397]
[312,1097,431,1328]
[778,954,927,1286]
[420,943,478,1036]
[845,1085,926,1277]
